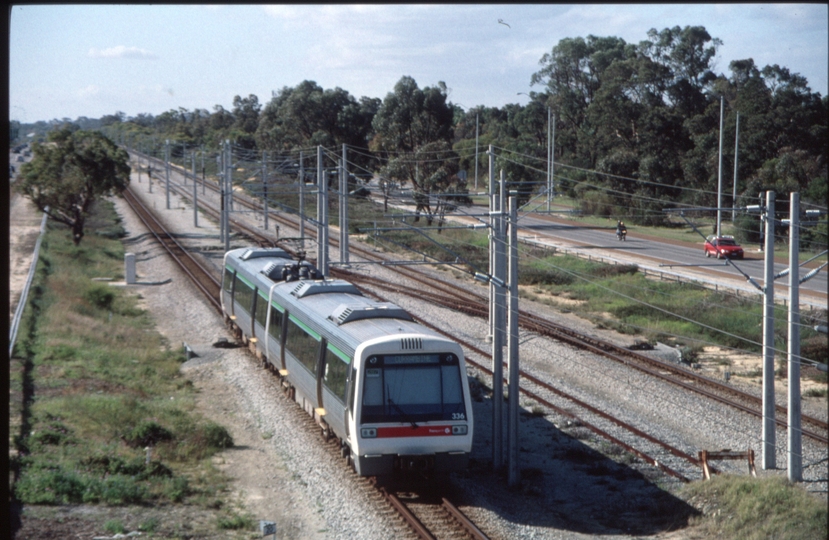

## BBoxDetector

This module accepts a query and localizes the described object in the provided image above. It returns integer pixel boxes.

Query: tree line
[14,25,827,238]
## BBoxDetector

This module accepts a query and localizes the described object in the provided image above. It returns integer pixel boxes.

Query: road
[372,184,826,307]
[512,210,827,307]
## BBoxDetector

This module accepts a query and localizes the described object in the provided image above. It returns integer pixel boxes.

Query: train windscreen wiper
[386,392,418,429]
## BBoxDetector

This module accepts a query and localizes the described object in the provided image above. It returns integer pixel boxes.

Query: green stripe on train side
[288,314,321,341]
[236,273,255,290]
[327,343,351,364]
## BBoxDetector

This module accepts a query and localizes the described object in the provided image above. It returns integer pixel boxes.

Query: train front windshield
[361,353,467,424]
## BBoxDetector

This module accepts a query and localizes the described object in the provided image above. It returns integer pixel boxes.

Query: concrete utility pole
[716,96,724,237]
[488,147,504,471]
[165,139,171,210]
[787,192,802,482]
[762,191,776,469]
[507,193,520,488]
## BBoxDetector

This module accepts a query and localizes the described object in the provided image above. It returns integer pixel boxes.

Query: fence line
[9,211,48,359]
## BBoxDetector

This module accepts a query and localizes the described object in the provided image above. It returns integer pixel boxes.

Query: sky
[9,4,829,124]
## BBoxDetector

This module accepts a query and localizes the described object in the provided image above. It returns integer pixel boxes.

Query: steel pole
[340,144,349,265]
[225,141,231,251]
[488,146,503,471]
[192,152,198,228]
[507,194,520,488]
[716,97,724,237]
[299,152,305,246]
[787,192,802,481]
[474,112,479,191]
[165,139,170,210]
[762,191,776,469]
[263,151,269,232]
[546,107,551,212]
[732,112,740,222]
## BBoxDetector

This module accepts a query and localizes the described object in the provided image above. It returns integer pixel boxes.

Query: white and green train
[221,248,474,476]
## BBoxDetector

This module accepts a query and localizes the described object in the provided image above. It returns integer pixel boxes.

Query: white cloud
[88,46,158,60]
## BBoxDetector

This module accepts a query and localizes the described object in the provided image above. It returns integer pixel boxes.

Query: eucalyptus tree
[17,128,130,245]
[256,81,378,171]
[370,77,464,223]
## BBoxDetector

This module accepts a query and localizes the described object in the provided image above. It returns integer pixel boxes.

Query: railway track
[128,151,827,462]
[122,188,223,312]
[123,176,704,483]
[123,181,492,540]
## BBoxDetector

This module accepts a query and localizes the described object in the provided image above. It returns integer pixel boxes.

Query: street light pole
[475,112,479,191]
[717,96,724,237]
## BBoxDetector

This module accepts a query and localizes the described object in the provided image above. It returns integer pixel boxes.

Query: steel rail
[133,150,828,442]
[369,479,435,540]
[441,498,491,540]
[346,271,829,445]
[122,187,222,312]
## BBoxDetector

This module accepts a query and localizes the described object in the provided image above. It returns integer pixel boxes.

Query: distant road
[514,210,827,307]
[437,198,826,308]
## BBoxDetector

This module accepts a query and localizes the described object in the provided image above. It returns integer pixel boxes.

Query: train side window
[233,275,255,315]
[222,267,235,293]
[254,292,268,327]
[285,316,320,375]
[322,345,350,403]
[268,304,284,339]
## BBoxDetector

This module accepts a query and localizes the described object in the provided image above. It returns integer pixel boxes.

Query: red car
[704,235,744,259]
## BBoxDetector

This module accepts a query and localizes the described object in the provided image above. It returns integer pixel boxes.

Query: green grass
[10,199,234,509]
[681,475,827,540]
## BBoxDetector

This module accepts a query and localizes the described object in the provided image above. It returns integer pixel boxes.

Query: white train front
[220,248,474,476]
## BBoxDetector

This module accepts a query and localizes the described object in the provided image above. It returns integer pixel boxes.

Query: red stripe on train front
[376,425,453,438]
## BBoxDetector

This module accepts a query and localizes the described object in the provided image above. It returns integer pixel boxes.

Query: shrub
[82,475,148,505]
[123,421,173,448]
[85,285,116,310]
[104,520,126,534]
[217,512,255,530]
[15,469,86,504]
[29,421,74,447]
[201,422,234,450]
[163,476,190,503]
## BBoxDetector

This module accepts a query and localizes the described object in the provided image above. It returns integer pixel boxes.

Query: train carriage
[221,247,474,476]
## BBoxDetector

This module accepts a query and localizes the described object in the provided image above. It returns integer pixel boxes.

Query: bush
[201,422,234,450]
[82,475,148,505]
[123,421,173,448]
[15,469,86,504]
[217,512,255,530]
[163,476,190,503]
[29,421,75,447]
[85,285,115,310]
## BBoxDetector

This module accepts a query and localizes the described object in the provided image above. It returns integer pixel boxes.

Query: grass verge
[9,199,252,536]
[681,475,828,540]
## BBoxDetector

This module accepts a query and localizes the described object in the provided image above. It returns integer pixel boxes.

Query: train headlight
[361,427,377,438]
[452,425,468,436]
